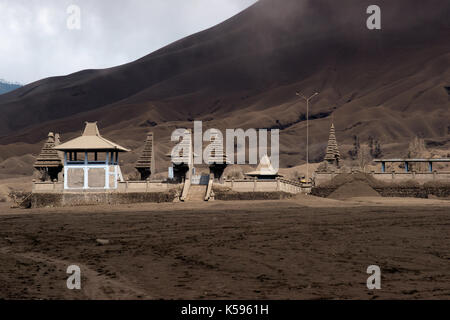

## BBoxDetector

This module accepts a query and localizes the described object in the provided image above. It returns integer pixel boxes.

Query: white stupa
[245,155,281,179]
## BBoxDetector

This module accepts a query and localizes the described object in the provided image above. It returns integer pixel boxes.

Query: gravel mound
[328,180,381,199]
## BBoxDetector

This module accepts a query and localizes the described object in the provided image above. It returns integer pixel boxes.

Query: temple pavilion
[54,122,130,190]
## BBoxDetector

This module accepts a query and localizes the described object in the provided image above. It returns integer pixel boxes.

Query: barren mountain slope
[0,0,449,175]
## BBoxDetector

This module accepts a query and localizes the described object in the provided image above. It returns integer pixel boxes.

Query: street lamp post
[296,91,319,183]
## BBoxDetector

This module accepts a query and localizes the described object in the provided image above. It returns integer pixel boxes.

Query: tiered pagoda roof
[324,123,340,163]
[205,130,229,165]
[168,129,193,164]
[135,132,154,170]
[34,132,63,168]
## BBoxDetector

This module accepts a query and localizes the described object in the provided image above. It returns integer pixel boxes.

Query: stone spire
[324,123,340,166]
[205,129,229,181]
[135,132,155,180]
[34,132,63,181]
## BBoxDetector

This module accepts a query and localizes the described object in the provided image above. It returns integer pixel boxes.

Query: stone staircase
[186,185,207,202]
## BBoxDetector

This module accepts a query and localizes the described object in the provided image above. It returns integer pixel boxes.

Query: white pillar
[84,152,89,189]
[64,167,68,190]
[64,152,68,190]
[114,165,118,189]
[105,152,110,189]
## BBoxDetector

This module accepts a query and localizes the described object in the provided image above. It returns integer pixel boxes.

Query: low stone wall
[33,181,180,193]
[223,179,278,192]
[314,171,450,186]
[33,182,64,193]
[373,186,450,199]
[213,187,293,201]
[31,191,178,208]
[311,186,450,199]
[222,179,303,194]
[117,181,177,192]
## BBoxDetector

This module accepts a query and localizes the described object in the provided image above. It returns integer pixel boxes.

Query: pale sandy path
[0,246,151,299]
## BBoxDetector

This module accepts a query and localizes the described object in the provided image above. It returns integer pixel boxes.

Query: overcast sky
[0,0,257,84]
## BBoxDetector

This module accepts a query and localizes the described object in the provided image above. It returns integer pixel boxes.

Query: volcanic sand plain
[0,195,449,300]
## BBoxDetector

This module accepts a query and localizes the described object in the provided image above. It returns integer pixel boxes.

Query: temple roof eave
[54,147,130,152]
[53,137,130,152]
[34,161,62,168]
[53,122,130,152]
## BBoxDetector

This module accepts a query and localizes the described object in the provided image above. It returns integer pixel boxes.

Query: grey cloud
[0,0,257,84]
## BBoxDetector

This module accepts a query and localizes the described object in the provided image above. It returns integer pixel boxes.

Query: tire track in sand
[0,247,152,299]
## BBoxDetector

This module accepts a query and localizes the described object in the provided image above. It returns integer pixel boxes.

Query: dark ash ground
[0,199,449,300]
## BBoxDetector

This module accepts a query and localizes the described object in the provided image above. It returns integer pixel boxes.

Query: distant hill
[0,79,22,95]
[0,0,449,176]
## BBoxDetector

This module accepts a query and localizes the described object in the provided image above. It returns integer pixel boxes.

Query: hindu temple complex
[30,121,450,207]
[314,123,450,187]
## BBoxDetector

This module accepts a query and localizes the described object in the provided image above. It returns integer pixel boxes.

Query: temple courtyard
[0,197,449,300]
